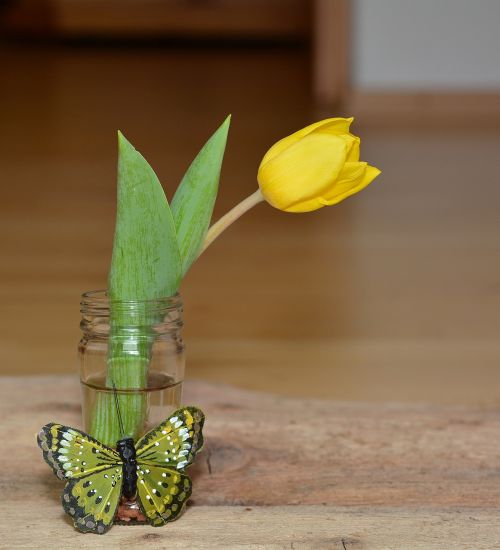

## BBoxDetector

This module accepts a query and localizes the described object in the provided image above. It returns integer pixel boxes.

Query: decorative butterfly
[37,406,205,534]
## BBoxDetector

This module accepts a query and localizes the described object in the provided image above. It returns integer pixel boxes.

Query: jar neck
[80,290,183,338]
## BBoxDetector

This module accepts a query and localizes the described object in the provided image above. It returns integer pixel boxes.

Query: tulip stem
[200,188,265,255]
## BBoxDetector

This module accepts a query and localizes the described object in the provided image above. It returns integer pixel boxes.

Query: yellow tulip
[257,117,381,213]
[201,117,381,254]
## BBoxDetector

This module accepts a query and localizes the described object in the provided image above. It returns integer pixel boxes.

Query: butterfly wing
[61,471,123,534]
[134,407,204,526]
[37,423,123,534]
[135,465,192,526]
[37,423,121,479]
[135,407,205,469]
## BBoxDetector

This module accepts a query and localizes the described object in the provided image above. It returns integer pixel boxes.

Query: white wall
[353,0,500,91]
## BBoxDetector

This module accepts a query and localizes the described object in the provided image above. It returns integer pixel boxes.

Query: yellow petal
[321,163,381,206]
[312,124,360,162]
[282,195,324,213]
[346,135,360,162]
[260,117,354,167]
[283,162,365,212]
[258,133,348,212]
[310,118,355,138]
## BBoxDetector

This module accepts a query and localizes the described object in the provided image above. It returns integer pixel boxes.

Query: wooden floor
[1,43,500,405]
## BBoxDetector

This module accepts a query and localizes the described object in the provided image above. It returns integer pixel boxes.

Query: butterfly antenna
[111,379,125,439]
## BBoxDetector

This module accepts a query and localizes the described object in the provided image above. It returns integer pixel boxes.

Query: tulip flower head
[201,117,381,254]
[257,117,380,213]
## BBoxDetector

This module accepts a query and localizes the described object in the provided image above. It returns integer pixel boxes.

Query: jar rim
[80,289,182,313]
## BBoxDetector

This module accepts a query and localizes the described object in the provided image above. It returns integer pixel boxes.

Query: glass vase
[78,290,184,447]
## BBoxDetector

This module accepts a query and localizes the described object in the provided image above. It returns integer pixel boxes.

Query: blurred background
[1,0,499,404]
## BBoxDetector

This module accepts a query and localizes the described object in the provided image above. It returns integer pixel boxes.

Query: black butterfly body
[116,437,138,499]
[37,406,205,534]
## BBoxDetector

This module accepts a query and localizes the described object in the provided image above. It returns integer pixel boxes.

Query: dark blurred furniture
[0,0,310,38]
[0,0,350,106]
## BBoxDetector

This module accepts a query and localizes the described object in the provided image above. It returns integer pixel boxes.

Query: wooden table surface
[1,376,499,549]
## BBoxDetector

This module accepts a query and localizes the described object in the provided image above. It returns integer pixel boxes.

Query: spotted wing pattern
[136,464,192,526]
[61,469,124,534]
[37,423,123,534]
[135,407,205,470]
[37,408,205,533]
[134,407,204,526]
[37,423,121,480]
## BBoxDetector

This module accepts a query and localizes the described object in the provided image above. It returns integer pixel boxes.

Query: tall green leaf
[171,115,231,275]
[91,132,182,445]
[109,131,181,299]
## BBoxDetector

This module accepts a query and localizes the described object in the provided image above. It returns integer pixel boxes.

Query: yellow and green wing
[37,423,121,479]
[136,464,192,526]
[134,407,204,526]
[37,423,123,534]
[135,407,205,469]
[61,469,123,534]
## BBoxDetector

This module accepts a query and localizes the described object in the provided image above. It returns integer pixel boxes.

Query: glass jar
[79,290,184,448]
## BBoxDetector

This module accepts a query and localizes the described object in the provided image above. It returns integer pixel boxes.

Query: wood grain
[1,376,500,548]
[2,506,499,549]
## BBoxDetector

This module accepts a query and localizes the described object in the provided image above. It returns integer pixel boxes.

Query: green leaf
[108,131,181,300]
[171,115,231,275]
